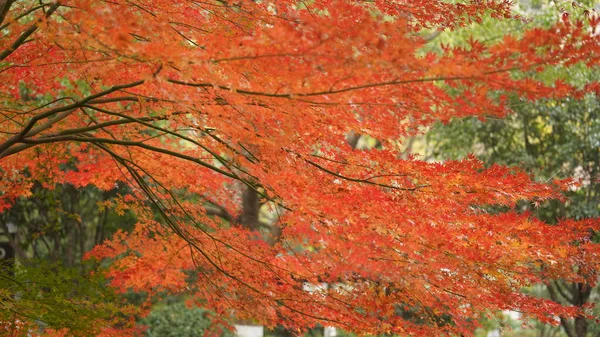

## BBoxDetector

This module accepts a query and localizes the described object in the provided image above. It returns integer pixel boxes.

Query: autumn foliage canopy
[1,0,600,336]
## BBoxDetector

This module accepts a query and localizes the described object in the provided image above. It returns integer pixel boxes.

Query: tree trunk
[238,187,260,231]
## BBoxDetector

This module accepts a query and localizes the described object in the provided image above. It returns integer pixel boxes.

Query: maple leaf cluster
[0,0,599,336]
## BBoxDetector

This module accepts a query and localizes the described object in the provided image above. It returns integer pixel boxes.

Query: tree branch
[0,80,144,158]
[0,2,61,61]
[0,0,15,27]
[16,134,237,178]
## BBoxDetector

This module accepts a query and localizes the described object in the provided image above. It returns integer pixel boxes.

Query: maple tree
[1,0,600,336]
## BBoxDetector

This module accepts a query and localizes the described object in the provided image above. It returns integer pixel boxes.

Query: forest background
[0,0,599,336]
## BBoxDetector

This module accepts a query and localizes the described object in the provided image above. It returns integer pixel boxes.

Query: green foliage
[140,301,235,337]
[1,183,137,268]
[0,260,134,336]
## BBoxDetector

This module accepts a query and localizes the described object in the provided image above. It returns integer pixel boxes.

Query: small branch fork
[0,2,61,61]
